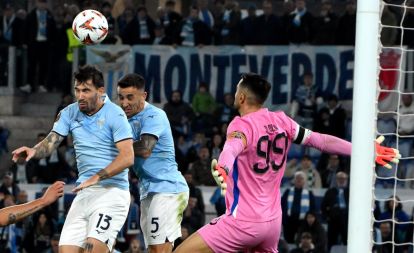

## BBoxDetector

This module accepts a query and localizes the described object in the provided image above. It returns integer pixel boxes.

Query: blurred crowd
[0,0,414,252]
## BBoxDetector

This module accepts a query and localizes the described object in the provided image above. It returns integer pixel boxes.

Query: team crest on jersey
[97,118,105,129]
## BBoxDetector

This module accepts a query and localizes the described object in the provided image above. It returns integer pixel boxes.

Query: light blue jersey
[52,95,132,190]
[129,102,188,200]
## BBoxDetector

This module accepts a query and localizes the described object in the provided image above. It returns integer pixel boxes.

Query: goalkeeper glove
[211,159,229,196]
[375,135,401,169]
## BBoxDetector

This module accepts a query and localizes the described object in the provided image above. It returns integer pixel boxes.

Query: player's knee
[83,238,110,253]
[148,242,173,253]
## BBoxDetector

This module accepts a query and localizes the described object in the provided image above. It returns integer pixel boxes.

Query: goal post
[348,0,381,252]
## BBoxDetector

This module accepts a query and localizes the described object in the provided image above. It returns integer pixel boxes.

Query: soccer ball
[72,10,108,45]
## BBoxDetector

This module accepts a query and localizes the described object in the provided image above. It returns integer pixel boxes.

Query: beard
[78,94,98,114]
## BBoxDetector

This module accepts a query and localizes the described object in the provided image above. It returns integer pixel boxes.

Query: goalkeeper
[173,73,400,253]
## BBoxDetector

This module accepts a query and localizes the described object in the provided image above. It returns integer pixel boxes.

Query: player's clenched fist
[211,159,229,196]
[375,135,401,169]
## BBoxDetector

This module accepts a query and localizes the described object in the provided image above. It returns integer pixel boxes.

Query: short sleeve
[140,110,165,139]
[110,110,133,143]
[52,107,71,136]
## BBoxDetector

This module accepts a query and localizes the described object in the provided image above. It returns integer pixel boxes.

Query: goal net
[374,0,414,252]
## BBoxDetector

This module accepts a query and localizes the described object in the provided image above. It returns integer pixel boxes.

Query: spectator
[336,0,356,45]
[210,187,226,216]
[290,232,316,253]
[321,155,342,188]
[8,155,37,184]
[296,155,322,189]
[282,171,316,243]
[182,196,204,231]
[186,132,207,163]
[189,146,216,186]
[0,195,19,252]
[55,94,74,117]
[240,3,258,45]
[177,5,212,46]
[0,3,25,46]
[212,0,225,44]
[164,90,195,137]
[121,6,155,45]
[22,0,57,93]
[100,2,115,31]
[123,238,143,253]
[291,72,321,129]
[321,171,349,250]
[379,196,410,246]
[256,0,281,45]
[153,24,172,45]
[117,7,135,35]
[209,133,223,160]
[183,172,205,214]
[192,82,217,132]
[32,212,55,252]
[312,0,337,45]
[0,172,20,199]
[295,212,327,253]
[214,92,238,126]
[161,0,182,41]
[325,94,347,139]
[197,0,214,29]
[217,0,241,45]
[45,233,60,253]
[286,0,314,44]
[280,0,295,45]
[174,226,190,250]
[396,94,414,186]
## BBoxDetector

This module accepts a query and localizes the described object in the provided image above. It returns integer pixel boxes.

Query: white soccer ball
[72,9,108,45]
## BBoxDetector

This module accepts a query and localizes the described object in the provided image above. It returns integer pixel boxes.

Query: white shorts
[140,192,189,247]
[59,185,130,251]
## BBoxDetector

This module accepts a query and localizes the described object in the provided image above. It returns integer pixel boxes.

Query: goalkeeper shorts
[198,214,281,253]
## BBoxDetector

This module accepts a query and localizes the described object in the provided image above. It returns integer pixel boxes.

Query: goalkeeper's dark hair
[239,73,271,105]
[117,73,146,90]
[74,65,104,88]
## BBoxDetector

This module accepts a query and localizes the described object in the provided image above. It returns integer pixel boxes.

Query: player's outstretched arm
[301,128,400,169]
[0,181,65,227]
[73,139,134,192]
[12,131,64,162]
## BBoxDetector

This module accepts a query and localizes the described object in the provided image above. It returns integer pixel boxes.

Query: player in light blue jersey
[117,73,189,253]
[12,65,134,253]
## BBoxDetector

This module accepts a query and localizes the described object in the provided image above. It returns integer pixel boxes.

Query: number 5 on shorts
[151,217,159,233]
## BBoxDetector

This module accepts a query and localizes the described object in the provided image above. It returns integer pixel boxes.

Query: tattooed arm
[0,181,64,227]
[72,139,134,192]
[12,131,65,162]
[32,132,65,159]
[133,134,158,159]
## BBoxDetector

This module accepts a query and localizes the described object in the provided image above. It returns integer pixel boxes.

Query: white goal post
[348,0,381,252]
